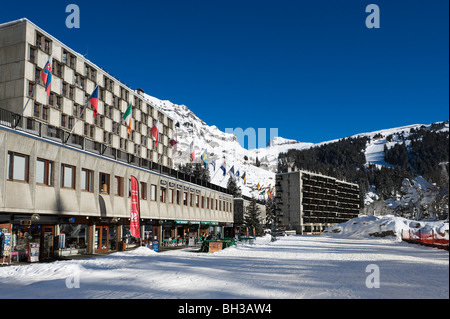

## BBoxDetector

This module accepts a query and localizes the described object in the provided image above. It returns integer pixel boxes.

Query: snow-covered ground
[1,231,448,299]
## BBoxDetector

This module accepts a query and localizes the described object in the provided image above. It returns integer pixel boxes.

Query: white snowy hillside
[139,90,448,201]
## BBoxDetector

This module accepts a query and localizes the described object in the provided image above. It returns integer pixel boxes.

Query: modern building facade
[0,19,233,263]
[274,170,360,234]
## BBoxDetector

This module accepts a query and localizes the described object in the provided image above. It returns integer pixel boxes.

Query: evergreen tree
[227,176,242,197]
[244,199,263,237]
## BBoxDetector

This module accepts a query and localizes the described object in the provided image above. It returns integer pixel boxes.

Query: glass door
[95,226,109,253]
[41,226,54,259]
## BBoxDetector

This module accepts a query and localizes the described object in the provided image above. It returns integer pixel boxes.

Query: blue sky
[1,0,448,146]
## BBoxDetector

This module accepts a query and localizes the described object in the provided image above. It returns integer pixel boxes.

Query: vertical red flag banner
[130,176,141,239]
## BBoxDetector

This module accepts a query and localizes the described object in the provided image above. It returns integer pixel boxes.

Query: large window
[81,169,94,192]
[150,184,157,201]
[115,176,124,196]
[36,158,53,186]
[7,152,29,182]
[61,164,75,189]
[160,187,166,203]
[168,188,174,204]
[99,172,110,194]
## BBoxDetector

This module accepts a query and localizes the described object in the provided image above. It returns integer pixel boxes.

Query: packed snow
[1,223,448,299]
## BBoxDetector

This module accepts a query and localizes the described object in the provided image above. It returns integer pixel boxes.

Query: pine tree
[227,176,242,197]
[244,199,263,237]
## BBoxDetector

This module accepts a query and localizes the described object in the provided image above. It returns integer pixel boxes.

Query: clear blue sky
[1,0,448,145]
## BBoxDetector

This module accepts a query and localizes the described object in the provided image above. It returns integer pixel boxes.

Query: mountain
[139,91,448,216]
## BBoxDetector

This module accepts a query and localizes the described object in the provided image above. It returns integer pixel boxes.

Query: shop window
[81,168,94,192]
[99,172,110,194]
[61,164,75,189]
[36,158,54,186]
[7,151,29,182]
[150,184,157,201]
[59,224,88,253]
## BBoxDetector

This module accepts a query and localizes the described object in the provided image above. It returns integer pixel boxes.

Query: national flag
[220,161,227,176]
[129,176,141,239]
[151,120,160,146]
[229,166,235,177]
[236,170,240,178]
[256,183,261,190]
[40,56,53,97]
[89,85,99,118]
[123,104,133,135]
[241,172,247,185]
[189,141,195,162]
[201,149,208,168]
[170,133,178,154]
[210,159,216,171]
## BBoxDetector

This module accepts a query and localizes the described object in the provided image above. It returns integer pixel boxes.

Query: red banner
[130,176,141,239]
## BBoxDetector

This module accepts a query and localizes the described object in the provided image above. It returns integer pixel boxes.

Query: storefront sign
[129,176,141,239]
[176,221,189,225]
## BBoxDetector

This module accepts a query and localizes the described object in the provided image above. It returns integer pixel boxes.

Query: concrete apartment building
[0,19,233,263]
[275,170,360,234]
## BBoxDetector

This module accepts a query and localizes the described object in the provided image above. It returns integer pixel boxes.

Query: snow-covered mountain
[139,91,449,202]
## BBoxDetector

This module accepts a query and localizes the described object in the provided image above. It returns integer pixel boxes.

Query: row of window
[6,151,232,212]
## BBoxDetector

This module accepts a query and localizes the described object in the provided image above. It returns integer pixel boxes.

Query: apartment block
[275,170,360,234]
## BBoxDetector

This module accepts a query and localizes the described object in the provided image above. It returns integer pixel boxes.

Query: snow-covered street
[0,235,448,299]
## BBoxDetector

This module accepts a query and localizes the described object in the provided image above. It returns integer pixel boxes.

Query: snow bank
[323,215,449,241]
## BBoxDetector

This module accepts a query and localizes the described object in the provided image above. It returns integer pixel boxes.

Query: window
[150,184,157,201]
[7,152,29,182]
[36,158,53,186]
[99,172,110,194]
[183,192,188,206]
[201,196,205,209]
[29,46,36,63]
[176,190,181,205]
[81,169,93,192]
[196,195,199,208]
[61,164,75,189]
[160,187,166,203]
[190,193,194,207]
[115,176,124,196]
[168,188,174,204]
[141,182,147,200]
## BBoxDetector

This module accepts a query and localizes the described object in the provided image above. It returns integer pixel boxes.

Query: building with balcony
[0,18,233,263]
[274,170,360,234]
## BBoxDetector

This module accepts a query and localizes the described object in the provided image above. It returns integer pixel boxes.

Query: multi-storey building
[0,18,233,263]
[274,170,360,234]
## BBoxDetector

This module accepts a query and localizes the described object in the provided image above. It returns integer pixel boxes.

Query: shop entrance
[40,226,54,259]
[95,226,109,253]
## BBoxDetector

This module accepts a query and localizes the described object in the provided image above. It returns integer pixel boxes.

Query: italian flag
[151,120,159,146]
[123,104,132,134]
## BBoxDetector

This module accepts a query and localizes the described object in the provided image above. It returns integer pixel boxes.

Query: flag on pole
[220,161,227,176]
[89,85,99,118]
[229,166,235,177]
[129,176,141,239]
[210,159,216,171]
[241,172,247,185]
[201,149,208,168]
[123,104,133,135]
[151,120,160,146]
[170,133,178,154]
[40,56,53,97]
[189,141,195,162]
[236,170,240,178]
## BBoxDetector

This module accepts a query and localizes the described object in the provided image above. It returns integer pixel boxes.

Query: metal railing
[0,107,232,195]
